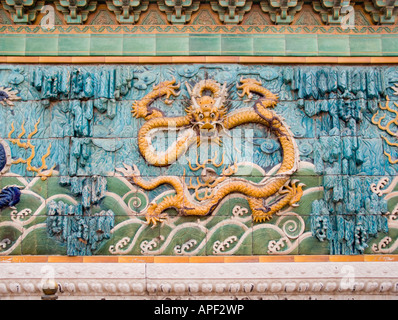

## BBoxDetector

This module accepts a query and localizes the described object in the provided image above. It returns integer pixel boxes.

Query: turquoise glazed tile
[0,105,8,138]
[252,34,286,56]
[317,35,350,56]
[10,101,51,138]
[58,34,91,56]
[349,35,382,56]
[0,64,396,258]
[0,34,26,55]
[90,34,123,56]
[25,34,59,56]
[189,34,221,55]
[156,34,189,56]
[285,34,318,56]
[123,34,156,56]
[221,34,253,55]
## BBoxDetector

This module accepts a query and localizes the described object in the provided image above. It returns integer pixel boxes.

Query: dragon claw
[146,213,168,227]
[115,163,140,177]
[145,203,168,227]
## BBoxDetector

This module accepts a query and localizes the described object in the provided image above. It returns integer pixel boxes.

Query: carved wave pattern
[0,162,397,256]
[100,162,322,256]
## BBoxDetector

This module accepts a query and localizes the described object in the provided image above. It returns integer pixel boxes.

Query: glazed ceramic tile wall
[1,2,398,57]
[0,64,397,256]
[1,28,398,57]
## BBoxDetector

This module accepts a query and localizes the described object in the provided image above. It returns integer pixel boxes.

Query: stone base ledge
[0,262,397,300]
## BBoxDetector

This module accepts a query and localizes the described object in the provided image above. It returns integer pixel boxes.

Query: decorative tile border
[1,56,398,64]
[2,25,398,35]
[1,255,398,263]
[1,31,398,56]
[1,261,397,299]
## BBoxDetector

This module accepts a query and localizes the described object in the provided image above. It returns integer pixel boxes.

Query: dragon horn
[185,82,193,96]
[185,82,201,109]
[191,96,201,110]
[214,82,227,109]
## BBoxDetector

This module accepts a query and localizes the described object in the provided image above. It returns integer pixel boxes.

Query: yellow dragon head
[185,80,228,141]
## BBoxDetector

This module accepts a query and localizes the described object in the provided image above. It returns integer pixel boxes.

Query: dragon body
[121,77,303,225]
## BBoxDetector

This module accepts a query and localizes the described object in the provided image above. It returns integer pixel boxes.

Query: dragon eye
[198,113,204,120]
[210,112,216,119]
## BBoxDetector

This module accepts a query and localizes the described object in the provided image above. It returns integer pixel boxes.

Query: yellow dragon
[118,77,304,225]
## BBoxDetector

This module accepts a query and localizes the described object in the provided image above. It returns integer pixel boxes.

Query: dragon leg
[145,193,184,226]
[132,78,181,120]
[116,163,186,226]
[247,197,273,222]
[248,180,305,223]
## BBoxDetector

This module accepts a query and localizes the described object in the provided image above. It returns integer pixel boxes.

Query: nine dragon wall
[0,64,397,257]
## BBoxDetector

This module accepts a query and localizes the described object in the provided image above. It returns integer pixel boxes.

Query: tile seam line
[1,56,398,64]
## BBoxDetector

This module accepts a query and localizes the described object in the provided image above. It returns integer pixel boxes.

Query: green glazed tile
[156,34,189,56]
[253,34,286,56]
[318,35,350,56]
[123,34,156,56]
[349,35,382,56]
[298,235,330,255]
[130,223,161,255]
[221,34,253,55]
[21,225,67,255]
[189,34,221,55]
[365,229,398,254]
[90,34,123,56]
[0,34,26,56]
[381,35,398,56]
[285,34,318,56]
[252,225,294,255]
[58,35,90,56]
[205,218,251,255]
[25,34,59,56]
[160,226,207,256]
[0,215,23,255]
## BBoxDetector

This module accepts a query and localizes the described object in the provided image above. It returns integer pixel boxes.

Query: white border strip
[0,262,397,299]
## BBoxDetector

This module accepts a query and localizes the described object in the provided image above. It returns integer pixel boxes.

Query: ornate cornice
[1,24,398,34]
[364,0,398,24]
[210,0,253,24]
[260,0,303,25]
[0,0,45,23]
[0,1,397,26]
[1,262,397,299]
[158,0,201,24]
[105,0,149,24]
[54,0,98,24]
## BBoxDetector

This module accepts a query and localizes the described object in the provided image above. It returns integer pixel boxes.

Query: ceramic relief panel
[0,64,397,256]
